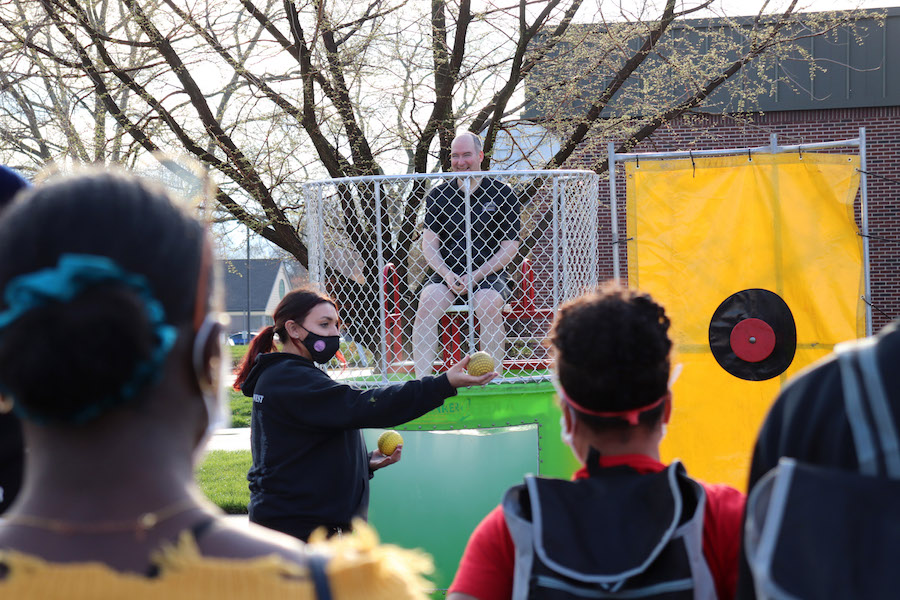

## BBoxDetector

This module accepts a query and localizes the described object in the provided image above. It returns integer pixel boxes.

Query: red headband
[554,380,666,426]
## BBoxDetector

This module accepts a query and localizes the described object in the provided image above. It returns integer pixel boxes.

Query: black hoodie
[242,352,455,538]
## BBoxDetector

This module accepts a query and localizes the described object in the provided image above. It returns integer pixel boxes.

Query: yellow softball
[467,351,496,377]
[377,430,403,455]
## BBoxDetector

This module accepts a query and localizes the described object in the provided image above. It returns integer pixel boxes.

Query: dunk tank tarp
[626,153,863,490]
[363,381,579,592]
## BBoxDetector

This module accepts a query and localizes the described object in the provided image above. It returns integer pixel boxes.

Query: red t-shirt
[448,454,746,600]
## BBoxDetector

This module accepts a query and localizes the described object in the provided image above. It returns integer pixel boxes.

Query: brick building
[528,8,900,332]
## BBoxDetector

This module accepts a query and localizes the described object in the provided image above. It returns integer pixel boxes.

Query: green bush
[196,449,251,514]
[337,340,374,367]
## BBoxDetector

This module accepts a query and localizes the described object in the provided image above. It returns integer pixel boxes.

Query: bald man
[412,133,521,378]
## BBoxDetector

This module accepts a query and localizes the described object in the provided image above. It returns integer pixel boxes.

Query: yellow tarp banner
[626,153,863,490]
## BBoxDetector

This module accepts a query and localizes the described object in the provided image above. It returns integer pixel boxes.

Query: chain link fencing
[302,170,599,384]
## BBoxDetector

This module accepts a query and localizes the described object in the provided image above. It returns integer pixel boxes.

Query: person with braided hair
[0,169,436,599]
[448,283,745,600]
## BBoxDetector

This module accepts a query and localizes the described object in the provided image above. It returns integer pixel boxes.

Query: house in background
[219,259,295,337]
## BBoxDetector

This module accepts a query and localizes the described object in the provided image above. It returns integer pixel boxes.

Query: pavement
[206,427,251,452]
[224,513,251,527]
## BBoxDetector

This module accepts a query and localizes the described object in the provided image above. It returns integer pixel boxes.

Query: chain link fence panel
[302,170,599,385]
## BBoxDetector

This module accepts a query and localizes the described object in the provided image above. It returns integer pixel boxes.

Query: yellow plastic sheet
[626,153,863,490]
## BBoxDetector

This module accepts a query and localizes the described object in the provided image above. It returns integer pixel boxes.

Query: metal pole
[860,127,872,336]
[561,179,570,301]
[559,178,569,299]
[463,178,476,355]
[306,184,322,286]
[588,175,600,288]
[609,142,620,283]
[552,176,560,309]
[317,186,326,291]
[612,137,859,161]
[768,132,785,298]
[374,182,388,382]
[246,224,251,341]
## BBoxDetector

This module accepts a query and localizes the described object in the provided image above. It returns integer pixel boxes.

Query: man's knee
[417,283,454,317]
[472,289,504,316]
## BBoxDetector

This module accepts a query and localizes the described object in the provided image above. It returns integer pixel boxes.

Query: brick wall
[568,106,900,333]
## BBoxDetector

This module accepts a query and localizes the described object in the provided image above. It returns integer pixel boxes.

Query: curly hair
[550,282,672,430]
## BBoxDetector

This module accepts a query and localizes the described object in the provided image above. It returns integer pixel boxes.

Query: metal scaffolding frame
[607,129,871,335]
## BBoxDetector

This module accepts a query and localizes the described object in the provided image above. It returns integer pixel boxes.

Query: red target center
[730,318,776,363]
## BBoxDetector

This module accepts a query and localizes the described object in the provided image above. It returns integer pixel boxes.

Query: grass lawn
[228,343,249,368]
[226,342,253,427]
[196,345,252,514]
[196,449,252,514]
[229,388,252,428]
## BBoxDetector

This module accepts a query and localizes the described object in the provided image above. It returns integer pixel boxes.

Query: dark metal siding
[523,8,900,119]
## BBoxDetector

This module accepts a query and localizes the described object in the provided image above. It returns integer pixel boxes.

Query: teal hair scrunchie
[0,254,177,424]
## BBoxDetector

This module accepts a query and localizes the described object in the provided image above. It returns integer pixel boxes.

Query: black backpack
[503,455,718,599]
[744,338,900,599]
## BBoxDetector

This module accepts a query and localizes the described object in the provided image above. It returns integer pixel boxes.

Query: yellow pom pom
[467,351,495,377]
[377,430,403,455]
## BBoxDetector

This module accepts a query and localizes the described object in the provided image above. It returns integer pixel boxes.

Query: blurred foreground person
[0,165,29,515]
[739,320,900,599]
[0,170,432,599]
[449,284,745,600]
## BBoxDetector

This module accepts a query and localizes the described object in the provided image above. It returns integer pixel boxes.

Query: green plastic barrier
[362,380,579,593]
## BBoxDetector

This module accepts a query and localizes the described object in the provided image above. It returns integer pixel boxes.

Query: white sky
[577,0,896,19]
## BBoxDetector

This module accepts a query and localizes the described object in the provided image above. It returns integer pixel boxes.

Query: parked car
[227,331,258,346]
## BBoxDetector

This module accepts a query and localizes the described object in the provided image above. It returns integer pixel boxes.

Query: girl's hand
[369,445,402,471]
[445,355,498,389]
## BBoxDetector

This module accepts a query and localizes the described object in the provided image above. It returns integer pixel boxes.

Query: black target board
[708,289,797,381]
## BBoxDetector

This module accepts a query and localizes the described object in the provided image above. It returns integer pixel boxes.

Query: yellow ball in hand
[467,351,496,377]
[377,430,403,455]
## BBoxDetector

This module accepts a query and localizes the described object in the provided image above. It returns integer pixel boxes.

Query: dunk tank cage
[302,170,597,591]
[303,169,600,382]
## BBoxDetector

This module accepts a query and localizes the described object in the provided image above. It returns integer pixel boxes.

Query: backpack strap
[837,341,878,476]
[856,340,900,478]
[836,338,900,478]
[307,553,332,600]
[502,481,536,600]
[744,457,802,600]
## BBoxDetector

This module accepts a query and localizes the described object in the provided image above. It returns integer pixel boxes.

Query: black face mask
[297,324,341,364]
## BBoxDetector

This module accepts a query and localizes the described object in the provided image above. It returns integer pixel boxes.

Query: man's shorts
[422,271,512,302]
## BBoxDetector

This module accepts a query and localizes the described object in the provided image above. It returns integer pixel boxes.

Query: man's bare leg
[413,283,456,378]
[473,288,505,373]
